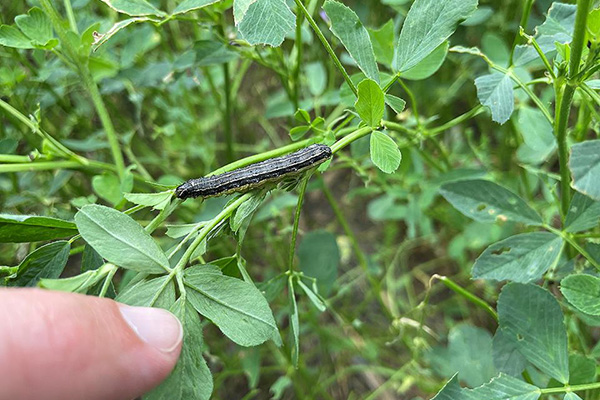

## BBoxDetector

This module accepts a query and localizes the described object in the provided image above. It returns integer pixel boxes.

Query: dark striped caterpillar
[175,144,332,199]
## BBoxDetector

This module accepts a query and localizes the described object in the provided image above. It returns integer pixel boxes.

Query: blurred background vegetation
[1,0,598,398]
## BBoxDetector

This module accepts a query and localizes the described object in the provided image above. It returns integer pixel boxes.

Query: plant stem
[293,9,304,110]
[293,0,358,97]
[544,225,600,271]
[0,98,85,163]
[173,194,251,272]
[330,127,373,153]
[223,62,234,163]
[568,0,592,82]
[427,105,484,135]
[288,176,310,271]
[433,275,498,322]
[540,381,600,395]
[63,0,78,33]
[398,79,420,128]
[555,83,575,218]
[554,0,592,218]
[509,0,535,65]
[39,0,126,181]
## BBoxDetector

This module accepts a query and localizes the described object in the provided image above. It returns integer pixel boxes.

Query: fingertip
[0,288,182,400]
[118,304,183,354]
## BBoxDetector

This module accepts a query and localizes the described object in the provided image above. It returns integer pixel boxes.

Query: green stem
[63,0,78,33]
[555,83,575,218]
[434,275,498,322]
[293,9,304,110]
[211,139,313,175]
[544,225,600,271]
[330,127,373,153]
[145,198,182,234]
[293,0,358,97]
[427,105,485,135]
[0,98,85,163]
[173,194,251,272]
[568,0,592,82]
[382,73,400,93]
[288,176,310,271]
[98,265,118,298]
[81,70,126,181]
[398,79,420,128]
[39,0,126,181]
[223,61,234,163]
[540,381,600,395]
[509,0,534,66]
[554,0,592,218]
[0,161,82,173]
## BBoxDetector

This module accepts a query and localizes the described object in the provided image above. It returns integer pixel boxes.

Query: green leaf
[588,8,600,39]
[7,241,70,287]
[384,94,406,114]
[323,0,379,83]
[355,79,384,127]
[439,179,542,225]
[368,20,395,67]
[564,192,600,233]
[0,214,77,243]
[172,0,219,15]
[431,375,463,400]
[116,276,176,309]
[288,277,300,367]
[305,62,327,96]
[75,204,169,274]
[370,130,402,174]
[0,25,35,49]
[564,393,583,400]
[92,173,124,205]
[517,107,556,158]
[124,191,173,211]
[464,374,540,400]
[567,354,596,385]
[184,265,280,347]
[236,0,295,47]
[98,0,165,16]
[570,140,600,201]
[289,125,311,141]
[298,230,339,296]
[393,0,477,72]
[427,324,496,387]
[561,274,600,316]
[14,7,54,47]
[296,279,326,312]
[92,17,156,51]
[231,191,267,232]
[498,283,569,384]
[146,298,213,400]
[472,232,563,283]
[39,263,114,293]
[492,329,527,377]
[475,72,514,124]
[401,41,449,80]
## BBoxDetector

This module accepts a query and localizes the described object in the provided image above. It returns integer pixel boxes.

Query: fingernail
[119,305,183,353]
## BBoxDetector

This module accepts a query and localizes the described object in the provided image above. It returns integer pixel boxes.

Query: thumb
[0,288,182,400]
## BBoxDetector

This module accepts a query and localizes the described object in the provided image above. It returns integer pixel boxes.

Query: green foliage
[498,283,569,384]
[2,0,600,398]
[75,204,170,273]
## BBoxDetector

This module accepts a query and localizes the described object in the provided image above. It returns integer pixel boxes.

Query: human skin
[0,288,183,400]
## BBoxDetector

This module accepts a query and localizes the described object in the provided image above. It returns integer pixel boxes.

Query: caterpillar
[176,144,332,199]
